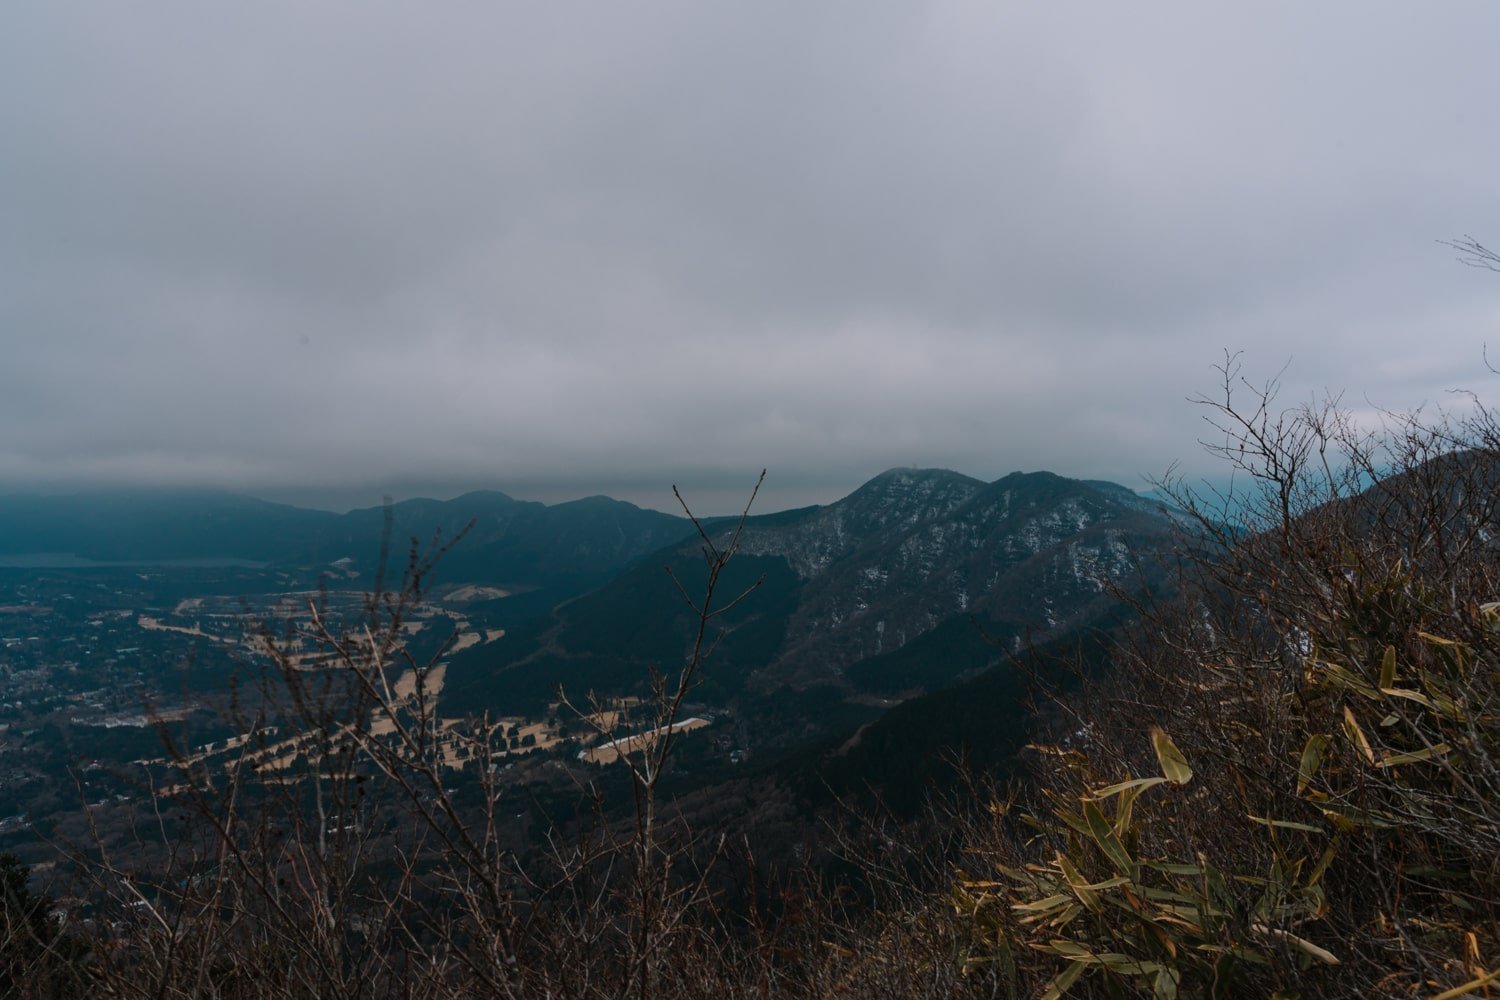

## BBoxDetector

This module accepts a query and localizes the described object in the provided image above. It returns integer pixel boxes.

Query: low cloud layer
[4,3,1499,513]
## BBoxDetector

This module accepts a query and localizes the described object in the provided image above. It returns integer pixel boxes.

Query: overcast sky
[3,3,1499,514]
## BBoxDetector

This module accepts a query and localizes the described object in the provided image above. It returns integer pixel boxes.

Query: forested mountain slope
[0,488,693,590]
[441,468,1178,727]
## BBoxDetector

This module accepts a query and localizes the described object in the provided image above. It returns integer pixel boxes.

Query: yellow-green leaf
[1053,902,1084,930]
[1432,968,1500,1000]
[1079,875,1133,891]
[1057,854,1102,913]
[1247,814,1325,834]
[1040,959,1087,1000]
[1151,727,1193,785]
[1376,743,1452,768]
[1296,735,1330,797]
[1417,630,1462,647]
[1342,706,1375,764]
[1045,939,1096,960]
[1378,644,1397,689]
[1115,782,1146,837]
[1380,687,1438,711]
[1097,953,1163,976]
[1013,893,1074,913]
[1306,836,1341,887]
[1089,776,1170,799]
[1083,799,1136,876]
[1317,660,1380,698]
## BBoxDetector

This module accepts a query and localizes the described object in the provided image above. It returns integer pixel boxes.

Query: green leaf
[1045,940,1097,960]
[1316,660,1379,698]
[1342,706,1375,764]
[1137,885,1210,906]
[1089,776,1170,799]
[1097,953,1163,976]
[1151,727,1193,785]
[1040,959,1087,1000]
[1375,742,1452,768]
[1380,686,1438,711]
[1247,814,1325,834]
[1115,782,1147,837]
[1057,854,1103,913]
[1052,806,1092,838]
[1082,875,1135,890]
[1013,893,1074,913]
[1083,799,1136,876]
[1296,735,1329,797]
[1321,806,1395,830]
[1053,902,1085,930]
[1378,644,1397,689]
[1306,836,1341,887]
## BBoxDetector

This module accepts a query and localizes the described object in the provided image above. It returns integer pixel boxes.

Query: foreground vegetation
[4,355,1500,997]
[948,360,1500,998]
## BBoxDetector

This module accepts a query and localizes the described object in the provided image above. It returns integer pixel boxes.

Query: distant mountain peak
[449,489,518,504]
[552,494,646,511]
[994,469,1063,484]
[865,466,986,489]
[845,467,985,511]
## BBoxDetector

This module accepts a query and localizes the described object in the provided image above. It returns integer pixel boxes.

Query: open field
[582,718,709,765]
[443,585,511,602]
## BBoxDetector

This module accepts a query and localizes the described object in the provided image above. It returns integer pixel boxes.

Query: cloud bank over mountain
[3,3,1498,513]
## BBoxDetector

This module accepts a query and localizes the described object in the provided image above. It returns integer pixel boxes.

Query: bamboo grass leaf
[1376,742,1452,768]
[1296,735,1330,797]
[1432,968,1500,1000]
[1378,644,1397,689]
[1151,727,1193,785]
[1089,776,1170,799]
[1040,958,1087,1000]
[1083,799,1136,876]
[1247,814,1326,833]
[1342,706,1376,764]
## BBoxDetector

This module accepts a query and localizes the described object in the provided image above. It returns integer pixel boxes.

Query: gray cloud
[3,2,1499,514]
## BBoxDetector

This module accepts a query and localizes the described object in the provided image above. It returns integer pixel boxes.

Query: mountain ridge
[441,467,1178,737]
[0,487,693,589]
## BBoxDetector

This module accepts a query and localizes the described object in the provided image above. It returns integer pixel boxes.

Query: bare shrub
[57,478,820,999]
[955,357,1500,997]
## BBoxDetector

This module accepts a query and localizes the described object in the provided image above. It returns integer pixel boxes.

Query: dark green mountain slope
[442,469,1179,732]
[0,489,336,561]
[800,624,1124,815]
[289,491,693,589]
[0,489,693,591]
[442,551,805,715]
